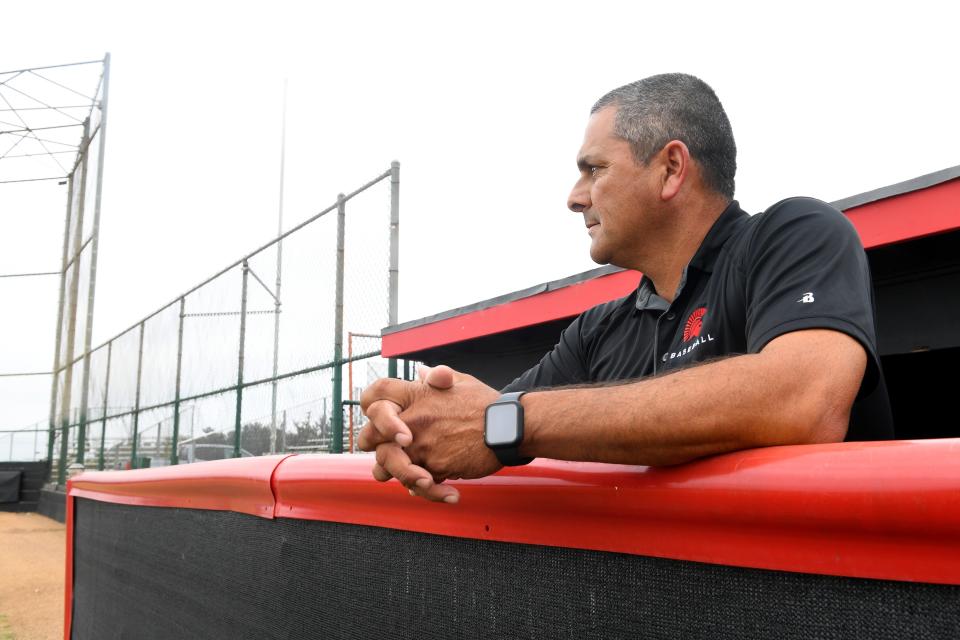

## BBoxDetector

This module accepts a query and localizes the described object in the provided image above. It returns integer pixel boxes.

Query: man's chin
[588,244,611,265]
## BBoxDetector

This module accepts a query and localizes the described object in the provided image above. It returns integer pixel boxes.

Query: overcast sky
[1,1,958,428]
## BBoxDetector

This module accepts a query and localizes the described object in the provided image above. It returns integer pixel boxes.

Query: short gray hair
[591,73,737,199]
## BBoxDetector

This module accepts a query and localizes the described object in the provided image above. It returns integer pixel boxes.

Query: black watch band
[485,391,534,467]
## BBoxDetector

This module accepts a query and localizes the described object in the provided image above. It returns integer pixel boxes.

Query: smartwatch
[484,391,534,466]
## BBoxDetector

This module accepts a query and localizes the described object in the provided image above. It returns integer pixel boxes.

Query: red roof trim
[382,269,641,357]
[846,176,960,248]
[384,178,960,358]
[67,455,291,519]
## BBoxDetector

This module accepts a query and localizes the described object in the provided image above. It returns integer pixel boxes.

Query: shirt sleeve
[744,197,881,396]
[500,314,590,393]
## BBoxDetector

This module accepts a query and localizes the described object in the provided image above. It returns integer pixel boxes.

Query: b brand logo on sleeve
[798,292,815,304]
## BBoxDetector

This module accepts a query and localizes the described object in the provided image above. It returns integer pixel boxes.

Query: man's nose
[567,179,590,213]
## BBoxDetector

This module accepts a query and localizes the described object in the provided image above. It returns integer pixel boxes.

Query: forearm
[518,349,851,466]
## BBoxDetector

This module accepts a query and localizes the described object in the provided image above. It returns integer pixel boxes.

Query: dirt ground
[0,513,64,640]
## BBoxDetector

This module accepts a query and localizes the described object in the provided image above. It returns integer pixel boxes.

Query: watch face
[486,403,521,447]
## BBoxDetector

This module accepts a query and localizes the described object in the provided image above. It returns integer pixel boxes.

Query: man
[360,73,893,504]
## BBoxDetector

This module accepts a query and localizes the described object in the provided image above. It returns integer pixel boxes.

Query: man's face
[567,106,661,268]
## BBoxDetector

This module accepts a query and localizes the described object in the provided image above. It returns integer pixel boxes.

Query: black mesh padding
[72,498,960,640]
[0,461,48,511]
[0,470,21,503]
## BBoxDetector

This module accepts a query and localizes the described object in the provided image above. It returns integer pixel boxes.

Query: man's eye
[589,166,600,175]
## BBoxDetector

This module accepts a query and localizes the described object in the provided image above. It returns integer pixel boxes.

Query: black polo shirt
[503,197,894,441]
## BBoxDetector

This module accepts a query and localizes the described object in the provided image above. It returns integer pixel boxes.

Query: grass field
[0,513,63,640]
[0,614,16,640]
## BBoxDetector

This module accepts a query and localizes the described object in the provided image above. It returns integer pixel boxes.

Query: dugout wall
[66,446,960,639]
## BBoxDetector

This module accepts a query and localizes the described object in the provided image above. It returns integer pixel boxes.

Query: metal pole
[270,79,287,456]
[348,332,354,453]
[74,52,111,467]
[130,322,145,468]
[171,297,185,465]
[388,160,400,379]
[71,408,78,463]
[57,118,92,486]
[47,171,74,471]
[281,409,287,452]
[98,341,111,470]
[331,194,346,454]
[235,262,250,458]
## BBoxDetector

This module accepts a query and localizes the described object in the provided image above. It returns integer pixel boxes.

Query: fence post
[270,79,287,456]
[171,297,185,465]
[348,333,354,453]
[47,171,75,473]
[235,262,250,458]
[56,408,69,485]
[97,341,112,470]
[75,54,111,468]
[331,194,347,454]
[269,250,283,453]
[76,369,90,468]
[56,118,92,486]
[130,322,145,468]
[269,257,282,454]
[388,161,400,379]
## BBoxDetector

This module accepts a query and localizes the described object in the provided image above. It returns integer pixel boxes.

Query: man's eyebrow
[576,155,597,171]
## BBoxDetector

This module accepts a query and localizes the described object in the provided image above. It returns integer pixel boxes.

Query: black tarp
[72,498,960,640]
[0,470,22,503]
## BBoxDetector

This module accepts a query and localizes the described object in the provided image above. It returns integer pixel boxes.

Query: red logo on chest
[683,307,707,342]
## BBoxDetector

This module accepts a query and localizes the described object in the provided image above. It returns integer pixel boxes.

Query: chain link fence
[0,423,47,462]
[1,59,411,481]
[45,164,405,483]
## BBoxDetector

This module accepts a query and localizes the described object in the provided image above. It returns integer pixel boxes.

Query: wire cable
[29,69,98,103]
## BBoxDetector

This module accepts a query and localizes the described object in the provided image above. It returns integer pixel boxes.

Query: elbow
[755,331,866,447]
[777,385,852,446]
[799,407,849,444]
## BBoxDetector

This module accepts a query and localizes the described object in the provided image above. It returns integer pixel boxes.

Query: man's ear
[659,140,689,201]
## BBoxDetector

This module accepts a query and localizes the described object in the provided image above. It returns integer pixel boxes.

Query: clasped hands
[358,365,502,503]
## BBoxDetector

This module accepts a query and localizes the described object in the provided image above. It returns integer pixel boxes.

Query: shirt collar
[633,200,747,312]
[634,275,671,312]
[688,200,749,274]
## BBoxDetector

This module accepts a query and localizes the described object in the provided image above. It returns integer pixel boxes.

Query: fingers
[373,443,460,504]
[361,369,471,505]
[412,483,460,504]
[371,461,392,482]
[359,377,415,414]
[374,443,434,490]
[358,399,412,450]
[360,370,462,452]
[422,364,456,390]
